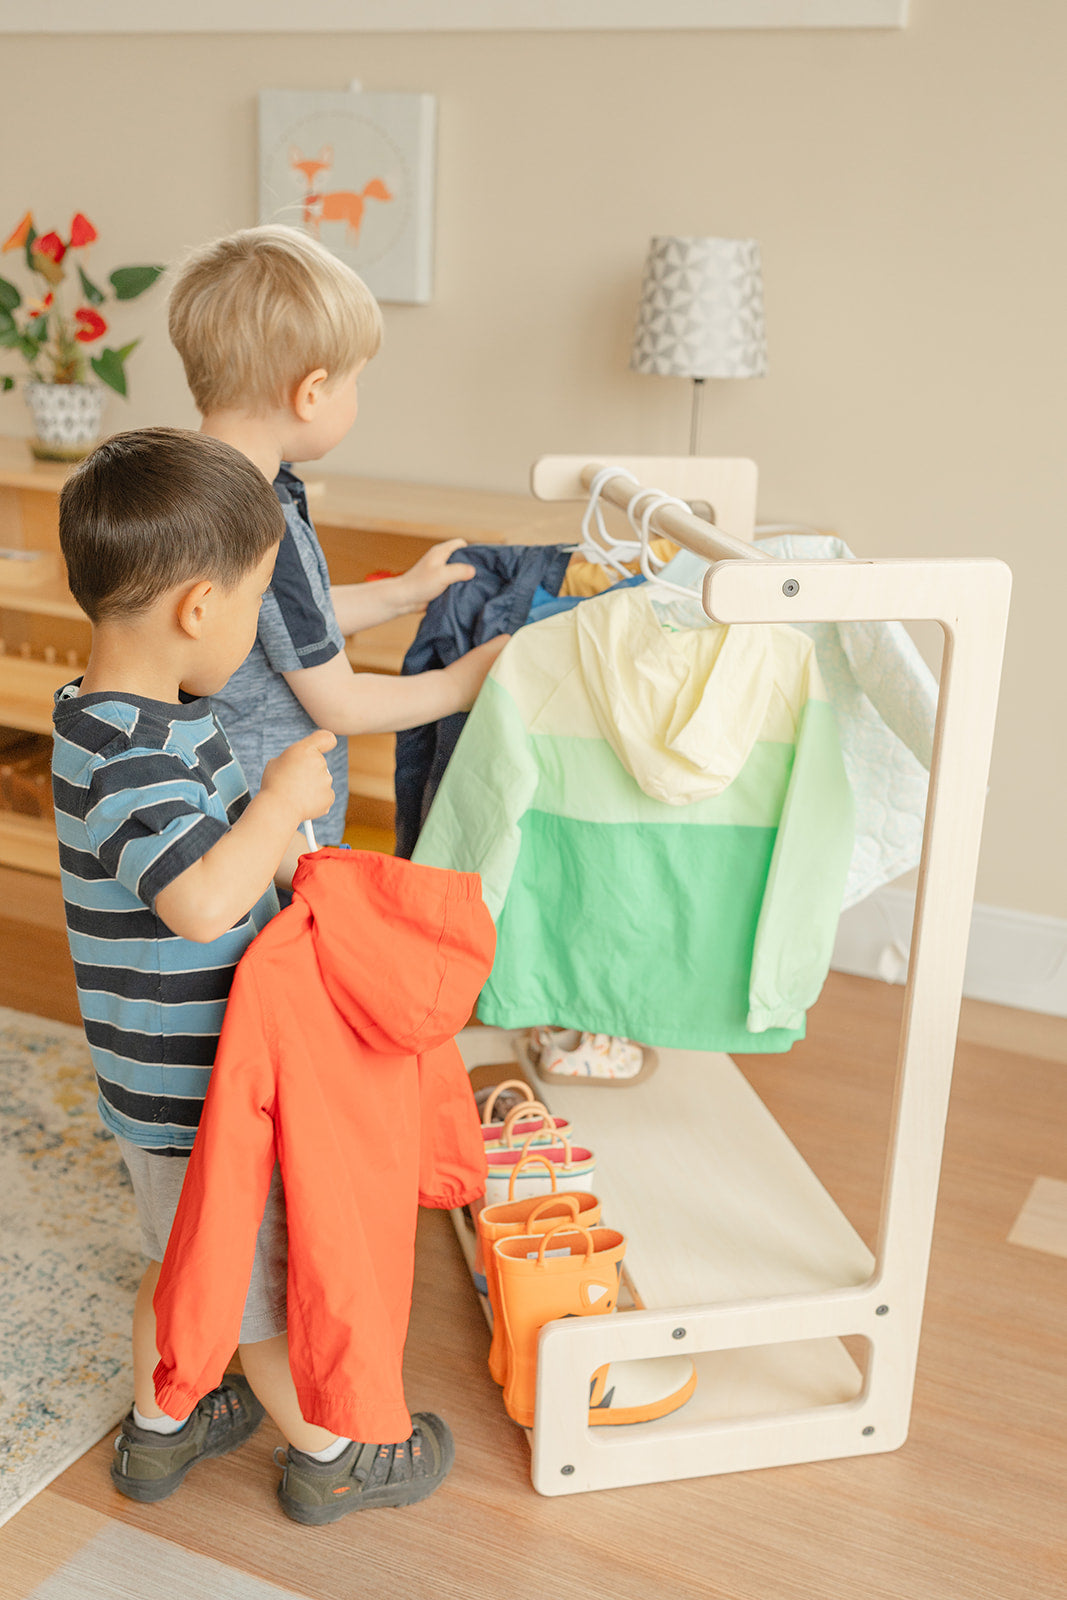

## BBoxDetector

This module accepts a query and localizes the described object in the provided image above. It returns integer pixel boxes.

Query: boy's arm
[154,730,336,944]
[330,538,476,636]
[282,633,509,737]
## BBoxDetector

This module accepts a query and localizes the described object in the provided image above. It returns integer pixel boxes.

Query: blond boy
[168,225,506,887]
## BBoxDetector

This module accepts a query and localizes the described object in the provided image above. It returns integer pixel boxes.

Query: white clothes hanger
[625,486,704,600]
[573,465,643,579]
[574,466,706,602]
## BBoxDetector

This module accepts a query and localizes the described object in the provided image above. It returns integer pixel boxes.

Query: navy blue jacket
[394,544,571,859]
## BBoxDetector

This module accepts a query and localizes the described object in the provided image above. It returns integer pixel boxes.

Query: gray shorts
[116,1135,288,1345]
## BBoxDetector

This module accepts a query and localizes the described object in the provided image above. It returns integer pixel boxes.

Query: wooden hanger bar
[576,460,766,564]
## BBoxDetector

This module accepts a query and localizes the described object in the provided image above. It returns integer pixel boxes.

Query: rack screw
[782,578,800,597]
[876,1305,889,1316]
[561,1464,575,1475]
[672,1327,687,1340]
[862,1426,875,1436]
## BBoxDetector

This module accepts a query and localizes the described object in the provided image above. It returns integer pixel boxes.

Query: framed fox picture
[259,87,437,304]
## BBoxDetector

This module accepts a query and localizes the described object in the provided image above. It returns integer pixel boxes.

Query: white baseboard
[831,889,1067,1018]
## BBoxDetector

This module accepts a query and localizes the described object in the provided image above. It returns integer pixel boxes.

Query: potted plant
[0,211,164,461]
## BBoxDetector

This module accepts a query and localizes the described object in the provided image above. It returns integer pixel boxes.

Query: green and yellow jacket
[415,586,853,1053]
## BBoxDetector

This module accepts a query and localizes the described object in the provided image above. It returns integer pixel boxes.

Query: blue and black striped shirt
[52,683,278,1154]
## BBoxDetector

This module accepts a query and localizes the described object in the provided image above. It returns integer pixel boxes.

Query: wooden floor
[1,864,1066,1600]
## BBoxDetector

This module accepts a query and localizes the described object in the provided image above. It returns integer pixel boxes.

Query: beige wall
[2,0,1063,915]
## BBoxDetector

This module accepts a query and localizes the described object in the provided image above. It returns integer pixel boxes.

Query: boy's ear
[175,579,213,640]
[293,367,329,422]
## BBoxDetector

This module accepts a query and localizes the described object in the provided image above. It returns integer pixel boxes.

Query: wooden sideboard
[0,435,581,877]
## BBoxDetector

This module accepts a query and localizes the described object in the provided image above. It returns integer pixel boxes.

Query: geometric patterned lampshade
[630,236,767,380]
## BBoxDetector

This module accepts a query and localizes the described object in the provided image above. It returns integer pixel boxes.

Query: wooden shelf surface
[0,570,84,621]
[0,810,59,876]
[0,437,71,495]
[305,470,580,545]
[531,1041,875,1307]
[0,655,77,732]
[460,1028,874,1311]
[0,435,581,546]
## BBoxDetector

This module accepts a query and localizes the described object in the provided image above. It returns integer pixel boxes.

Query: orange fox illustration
[290,146,393,244]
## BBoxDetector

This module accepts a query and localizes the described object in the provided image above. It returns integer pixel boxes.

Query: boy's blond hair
[168,225,383,415]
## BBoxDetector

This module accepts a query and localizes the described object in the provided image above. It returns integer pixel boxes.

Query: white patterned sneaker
[529,1028,656,1086]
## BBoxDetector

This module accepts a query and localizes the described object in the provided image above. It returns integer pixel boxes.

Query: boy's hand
[261,729,337,822]
[399,539,476,612]
[444,633,511,711]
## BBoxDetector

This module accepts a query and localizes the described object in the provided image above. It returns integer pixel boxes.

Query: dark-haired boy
[52,427,345,1500]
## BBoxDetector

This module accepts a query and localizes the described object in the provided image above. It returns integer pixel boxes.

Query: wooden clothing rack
[457,454,1012,1497]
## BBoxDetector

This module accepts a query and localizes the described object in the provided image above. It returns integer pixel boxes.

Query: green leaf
[0,275,20,314]
[0,323,36,359]
[1,375,14,392]
[24,223,37,273]
[77,265,105,306]
[90,346,128,396]
[109,264,165,301]
[0,307,15,337]
[29,315,49,344]
[116,339,140,361]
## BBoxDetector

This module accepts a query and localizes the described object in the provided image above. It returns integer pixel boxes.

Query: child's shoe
[529,1028,657,1086]
[275,1413,455,1525]
[110,1375,264,1502]
[475,1079,537,1125]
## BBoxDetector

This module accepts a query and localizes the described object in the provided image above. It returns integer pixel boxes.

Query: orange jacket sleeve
[152,959,279,1418]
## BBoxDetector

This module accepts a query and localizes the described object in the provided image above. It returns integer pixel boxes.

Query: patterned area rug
[0,1005,141,1528]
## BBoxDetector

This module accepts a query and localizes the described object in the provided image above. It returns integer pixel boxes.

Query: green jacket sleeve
[746,691,854,1033]
[413,675,539,923]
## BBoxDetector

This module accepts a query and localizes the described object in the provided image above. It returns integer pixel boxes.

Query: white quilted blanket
[658,534,938,909]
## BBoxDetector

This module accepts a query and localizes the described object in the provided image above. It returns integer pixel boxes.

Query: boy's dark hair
[59,427,285,623]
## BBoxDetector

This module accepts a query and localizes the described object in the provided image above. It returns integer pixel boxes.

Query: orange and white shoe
[587,1356,697,1426]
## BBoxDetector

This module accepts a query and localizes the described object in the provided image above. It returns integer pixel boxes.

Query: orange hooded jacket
[152,847,494,1442]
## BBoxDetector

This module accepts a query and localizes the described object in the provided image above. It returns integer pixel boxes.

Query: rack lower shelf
[454,1028,875,1492]
[460,1028,874,1309]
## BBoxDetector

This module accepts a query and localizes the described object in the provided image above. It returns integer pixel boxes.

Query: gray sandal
[276,1412,455,1524]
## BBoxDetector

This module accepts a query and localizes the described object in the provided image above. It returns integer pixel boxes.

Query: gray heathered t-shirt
[210,464,349,845]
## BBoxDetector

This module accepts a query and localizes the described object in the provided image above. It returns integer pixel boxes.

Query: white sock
[133,1403,188,1434]
[303,1435,351,1462]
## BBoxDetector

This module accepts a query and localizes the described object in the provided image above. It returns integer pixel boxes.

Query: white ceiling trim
[1,1,910,35]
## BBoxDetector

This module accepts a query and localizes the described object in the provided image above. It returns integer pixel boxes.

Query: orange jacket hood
[291,846,495,1052]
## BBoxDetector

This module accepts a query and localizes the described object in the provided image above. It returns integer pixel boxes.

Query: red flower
[69,213,98,249]
[33,232,66,265]
[2,211,33,253]
[27,292,54,320]
[74,307,108,343]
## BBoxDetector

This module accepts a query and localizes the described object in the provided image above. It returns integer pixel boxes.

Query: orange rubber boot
[494,1224,625,1428]
[477,1191,601,1386]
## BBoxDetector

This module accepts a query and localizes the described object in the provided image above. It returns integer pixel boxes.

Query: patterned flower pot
[24,381,106,463]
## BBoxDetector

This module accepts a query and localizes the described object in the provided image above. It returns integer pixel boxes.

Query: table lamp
[630,236,767,453]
